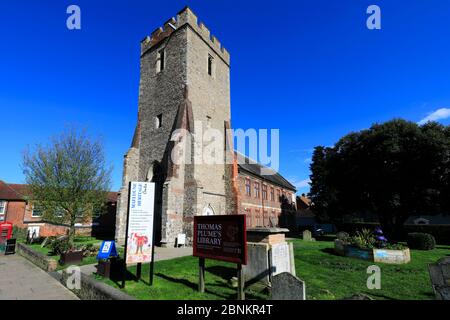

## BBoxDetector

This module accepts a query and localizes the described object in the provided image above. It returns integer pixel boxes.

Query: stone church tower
[115,7,239,247]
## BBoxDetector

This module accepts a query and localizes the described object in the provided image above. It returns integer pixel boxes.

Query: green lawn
[292,239,450,300]
[97,240,449,300]
[97,257,268,300]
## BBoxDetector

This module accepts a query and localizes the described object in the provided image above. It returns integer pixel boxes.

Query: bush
[49,239,73,255]
[349,229,376,249]
[12,226,27,241]
[407,233,436,250]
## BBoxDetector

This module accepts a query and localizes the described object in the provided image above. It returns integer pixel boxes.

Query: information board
[125,182,155,264]
[193,215,247,265]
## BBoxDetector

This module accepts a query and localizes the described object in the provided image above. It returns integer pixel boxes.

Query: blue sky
[1,0,450,193]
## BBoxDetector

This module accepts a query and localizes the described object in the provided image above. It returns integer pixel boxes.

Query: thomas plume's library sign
[193,215,247,300]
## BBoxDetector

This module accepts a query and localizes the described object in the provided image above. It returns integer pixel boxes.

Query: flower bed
[334,228,411,264]
[334,239,410,264]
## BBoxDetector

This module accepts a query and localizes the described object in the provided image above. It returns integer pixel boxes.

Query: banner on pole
[125,182,155,265]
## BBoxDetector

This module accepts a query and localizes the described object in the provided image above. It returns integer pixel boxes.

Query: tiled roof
[236,152,296,191]
[298,195,311,207]
[0,181,27,201]
[0,180,118,203]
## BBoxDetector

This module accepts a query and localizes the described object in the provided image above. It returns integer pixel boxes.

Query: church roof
[236,153,296,191]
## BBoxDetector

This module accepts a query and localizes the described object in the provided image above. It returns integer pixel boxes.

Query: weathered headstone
[302,230,312,241]
[271,272,306,300]
[271,243,291,276]
[244,242,271,285]
[428,257,450,300]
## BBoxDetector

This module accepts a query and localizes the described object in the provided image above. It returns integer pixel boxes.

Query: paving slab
[0,254,78,300]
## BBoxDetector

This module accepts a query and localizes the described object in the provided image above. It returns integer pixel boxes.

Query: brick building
[115,7,297,247]
[0,180,117,238]
[236,154,297,228]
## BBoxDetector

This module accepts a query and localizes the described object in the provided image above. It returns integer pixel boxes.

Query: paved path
[0,254,79,300]
[79,246,193,275]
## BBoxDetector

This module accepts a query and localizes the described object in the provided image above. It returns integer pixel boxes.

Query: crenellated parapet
[140,6,230,64]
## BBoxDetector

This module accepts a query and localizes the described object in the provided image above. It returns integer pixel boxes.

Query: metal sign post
[193,215,247,300]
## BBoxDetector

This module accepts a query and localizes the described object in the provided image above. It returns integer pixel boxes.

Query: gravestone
[271,272,306,300]
[428,257,450,300]
[244,228,295,286]
[270,242,291,276]
[244,242,271,285]
[302,230,312,241]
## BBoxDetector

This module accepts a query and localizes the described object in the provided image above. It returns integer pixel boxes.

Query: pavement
[0,254,79,300]
[78,246,193,275]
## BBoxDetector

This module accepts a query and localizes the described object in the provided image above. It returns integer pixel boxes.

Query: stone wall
[17,243,58,272]
[116,7,234,247]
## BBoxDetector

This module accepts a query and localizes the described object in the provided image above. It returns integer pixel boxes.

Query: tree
[22,128,112,243]
[309,119,450,241]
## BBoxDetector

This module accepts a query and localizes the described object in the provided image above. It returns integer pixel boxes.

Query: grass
[291,239,450,300]
[97,257,268,300]
[97,239,450,300]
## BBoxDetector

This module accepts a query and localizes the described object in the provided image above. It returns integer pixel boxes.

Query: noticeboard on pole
[193,215,247,265]
[125,182,155,265]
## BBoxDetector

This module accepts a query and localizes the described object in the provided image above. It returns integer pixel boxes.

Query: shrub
[12,226,28,241]
[349,229,376,249]
[49,239,73,255]
[407,233,436,250]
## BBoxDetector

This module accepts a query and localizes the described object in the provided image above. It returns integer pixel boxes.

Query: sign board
[125,182,155,265]
[97,240,119,260]
[177,233,186,247]
[5,239,16,255]
[193,215,247,265]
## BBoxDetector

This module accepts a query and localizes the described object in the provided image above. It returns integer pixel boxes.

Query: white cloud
[418,108,450,125]
[303,157,312,164]
[289,178,311,190]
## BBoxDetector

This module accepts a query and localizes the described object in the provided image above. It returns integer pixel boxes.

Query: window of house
[208,54,214,76]
[245,209,252,227]
[0,201,6,221]
[254,182,260,198]
[262,184,267,200]
[245,178,251,196]
[157,49,165,72]
[255,210,261,227]
[276,189,281,202]
[31,204,43,217]
[270,187,275,201]
[155,114,163,129]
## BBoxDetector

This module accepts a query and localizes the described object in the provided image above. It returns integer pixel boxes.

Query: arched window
[203,204,215,216]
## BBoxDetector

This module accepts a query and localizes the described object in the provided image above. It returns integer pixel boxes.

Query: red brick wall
[5,200,104,238]
[237,172,296,228]
[4,200,26,228]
